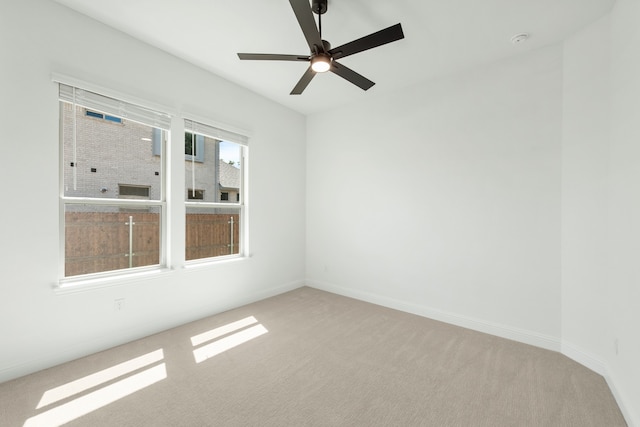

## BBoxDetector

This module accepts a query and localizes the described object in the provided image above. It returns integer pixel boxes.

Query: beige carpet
[0,287,626,426]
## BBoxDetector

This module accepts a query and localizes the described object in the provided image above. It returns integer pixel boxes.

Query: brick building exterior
[62,103,240,202]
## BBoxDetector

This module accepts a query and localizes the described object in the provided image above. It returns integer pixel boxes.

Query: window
[85,109,122,123]
[187,189,204,200]
[58,82,248,283]
[185,132,204,162]
[59,83,170,279]
[184,119,247,262]
[119,185,150,199]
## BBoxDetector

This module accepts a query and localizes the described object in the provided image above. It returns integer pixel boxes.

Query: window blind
[184,119,248,146]
[59,83,171,130]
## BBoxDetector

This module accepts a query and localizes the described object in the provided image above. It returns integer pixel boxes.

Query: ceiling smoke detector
[511,33,530,44]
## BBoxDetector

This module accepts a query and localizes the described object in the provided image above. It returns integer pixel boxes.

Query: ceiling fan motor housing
[312,0,327,15]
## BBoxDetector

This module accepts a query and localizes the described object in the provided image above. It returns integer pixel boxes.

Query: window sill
[54,267,172,295]
[183,254,249,270]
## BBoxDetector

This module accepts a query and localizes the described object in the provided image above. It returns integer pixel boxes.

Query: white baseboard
[307,280,637,427]
[604,368,638,427]
[0,280,305,384]
[561,341,606,375]
[306,280,560,351]
[562,341,637,427]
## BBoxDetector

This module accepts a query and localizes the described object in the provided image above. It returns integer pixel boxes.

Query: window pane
[119,185,150,199]
[185,132,195,156]
[65,204,161,277]
[185,134,216,201]
[185,207,240,261]
[62,103,163,200]
[85,110,103,119]
[187,189,204,200]
[218,141,241,203]
[184,135,242,203]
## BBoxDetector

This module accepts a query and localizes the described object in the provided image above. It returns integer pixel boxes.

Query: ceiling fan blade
[290,67,316,95]
[289,0,323,51]
[330,61,375,91]
[238,53,310,61]
[329,23,404,60]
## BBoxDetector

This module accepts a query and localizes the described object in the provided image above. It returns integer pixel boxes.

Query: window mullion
[169,116,186,269]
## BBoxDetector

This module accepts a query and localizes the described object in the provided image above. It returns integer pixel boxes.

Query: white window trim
[56,267,172,295]
[57,82,170,285]
[54,77,252,290]
[183,117,249,264]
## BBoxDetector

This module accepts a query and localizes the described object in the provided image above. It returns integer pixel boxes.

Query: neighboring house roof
[219,160,240,190]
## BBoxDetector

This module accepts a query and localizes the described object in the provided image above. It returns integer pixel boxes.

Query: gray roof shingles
[219,160,240,189]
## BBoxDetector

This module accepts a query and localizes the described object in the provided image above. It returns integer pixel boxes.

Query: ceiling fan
[237,0,405,95]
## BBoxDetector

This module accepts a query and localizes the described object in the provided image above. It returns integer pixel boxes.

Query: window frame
[58,84,170,285]
[184,161,246,263]
[54,77,250,289]
[184,118,247,264]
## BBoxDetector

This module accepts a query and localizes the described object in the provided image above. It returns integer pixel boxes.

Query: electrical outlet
[114,298,125,312]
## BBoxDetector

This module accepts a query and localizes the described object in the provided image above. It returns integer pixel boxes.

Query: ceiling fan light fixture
[311,53,331,73]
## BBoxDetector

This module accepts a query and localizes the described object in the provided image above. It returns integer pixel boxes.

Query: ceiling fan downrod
[313,0,327,42]
[311,0,328,15]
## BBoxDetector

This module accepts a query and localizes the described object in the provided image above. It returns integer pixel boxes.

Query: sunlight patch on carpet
[191,318,268,363]
[24,362,166,427]
[191,316,259,347]
[36,349,165,409]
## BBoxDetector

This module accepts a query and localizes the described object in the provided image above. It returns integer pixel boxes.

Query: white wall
[607,0,640,422]
[306,45,564,347]
[561,4,640,423]
[306,8,639,423]
[560,15,611,368]
[0,0,306,382]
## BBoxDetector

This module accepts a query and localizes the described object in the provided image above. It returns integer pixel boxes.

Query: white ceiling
[53,0,615,115]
